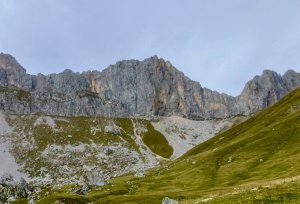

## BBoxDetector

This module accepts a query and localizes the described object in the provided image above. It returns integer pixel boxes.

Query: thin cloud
[0,0,299,96]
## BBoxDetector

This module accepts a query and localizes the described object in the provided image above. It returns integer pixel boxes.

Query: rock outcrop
[162,197,178,204]
[238,70,299,113]
[0,52,299,119]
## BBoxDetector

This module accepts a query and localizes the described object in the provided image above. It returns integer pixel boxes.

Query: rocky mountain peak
[0,53,26,73]
[283,69,300,90]
[238,69,300,112]
[0,53,299,119]
[0,53,32,89]
[262,69,278,76]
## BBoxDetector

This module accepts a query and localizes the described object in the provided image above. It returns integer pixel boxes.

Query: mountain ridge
[1,52,300,203]
[12,75,300,204]
[0,52,299,119]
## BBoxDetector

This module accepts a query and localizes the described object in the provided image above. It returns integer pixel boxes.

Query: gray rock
[0,53,299,119]
[162,197,178,204]
[134,170,144,177]
[104,123,120,135]
[73,185,89,195]
[106,148,114,155]
[28,197,34,204]
[0,182,27,202]
[20,177,32,193]
[238,69,296,113]
[87,171,105,186]
[283,69,300,90]
[0,173,13,183]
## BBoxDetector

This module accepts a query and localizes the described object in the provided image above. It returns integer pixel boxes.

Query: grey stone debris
[104,123,120,135]
[162,197,178,204]
[105,147,114,155]
[0,182,28,203]
[87,171,105,186]
[1,53,300,120]
[134,170,144,177]
[72,185,89,195]
[0,173,13,184]
[28,196,34,204]
[20,177,32,193]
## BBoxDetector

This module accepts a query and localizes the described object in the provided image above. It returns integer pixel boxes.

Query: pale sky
[0,0,299,96]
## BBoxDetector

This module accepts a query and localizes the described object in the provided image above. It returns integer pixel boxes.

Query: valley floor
[11,175,300,204]
[187,176,300,204]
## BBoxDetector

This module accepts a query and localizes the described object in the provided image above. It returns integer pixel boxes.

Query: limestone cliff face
[238,70,300,113]
[0,53,299,119]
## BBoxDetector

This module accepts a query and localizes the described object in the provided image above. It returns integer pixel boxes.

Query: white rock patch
[34,116,56,129]
[152,116,236,159]
[0,112,27,182]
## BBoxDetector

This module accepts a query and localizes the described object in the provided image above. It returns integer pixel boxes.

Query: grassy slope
[20,87,300,203]
[202,178,300,204]
[7,115,174,186]
[142,122,173,159]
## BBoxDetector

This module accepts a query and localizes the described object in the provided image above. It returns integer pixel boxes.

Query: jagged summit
[0,53,26,73]
[239,68,300,112]
[0,52,299,119]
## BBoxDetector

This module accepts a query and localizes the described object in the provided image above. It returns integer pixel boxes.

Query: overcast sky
[0,0,299,96]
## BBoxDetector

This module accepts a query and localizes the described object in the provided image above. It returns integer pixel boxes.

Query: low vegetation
[142,122,173,159]
[11,86,300,203]
[0,86,31,101]
[5,115,173,187]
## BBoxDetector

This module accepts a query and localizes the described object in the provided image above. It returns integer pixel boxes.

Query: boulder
[162,197,178,204]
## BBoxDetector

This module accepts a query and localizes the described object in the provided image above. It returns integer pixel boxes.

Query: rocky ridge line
[0,53,299,119]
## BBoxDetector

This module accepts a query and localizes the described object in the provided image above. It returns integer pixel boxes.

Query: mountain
[238,69,300,113]
[1,52,299,119]
[32,84,300,203]
[1,52,300,203]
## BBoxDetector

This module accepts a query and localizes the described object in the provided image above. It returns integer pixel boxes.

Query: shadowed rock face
[0,53,299,119]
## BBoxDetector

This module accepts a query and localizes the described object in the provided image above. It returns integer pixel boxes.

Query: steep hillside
[0,113,239,200]
[7,115,166,186]
[28,86,300,203]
